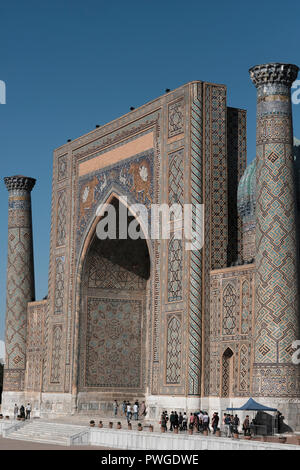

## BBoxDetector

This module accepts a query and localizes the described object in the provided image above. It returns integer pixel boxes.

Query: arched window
[221,348,234,397]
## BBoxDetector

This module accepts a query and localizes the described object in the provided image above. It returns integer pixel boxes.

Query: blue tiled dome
[237,159,256,221]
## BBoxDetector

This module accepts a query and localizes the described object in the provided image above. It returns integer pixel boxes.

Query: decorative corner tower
[3,175,36,396]
[249,63,300,402]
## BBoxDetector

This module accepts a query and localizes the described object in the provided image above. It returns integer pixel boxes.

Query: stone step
[7,434,69,446]
[5,421,89,446]
[13,429,86,436]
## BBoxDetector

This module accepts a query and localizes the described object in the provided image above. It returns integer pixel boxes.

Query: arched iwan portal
[77,197,150,412]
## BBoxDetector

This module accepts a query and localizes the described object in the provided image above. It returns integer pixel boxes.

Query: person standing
[140,401,146,417]
[198,411,204,432]
[113,400,118,417]
[127,402,133,422]
[160,412,167,431]
[243,415,251,436]
[212,412,219,434]
[25,403,31,420]
[224,414,232,437]
[174,411,179,431]
[133,402,139,421]
[178,412,183,431]
[122,401,127,416]
[276,411,285,433]
[203,412,209,432]
[13,404,19,420]
[189,412,195,430]
[19,405,25,420]
[182,412,187,431]
[164,411,169,430]
[233,414,240,434]
[169,411,175,431]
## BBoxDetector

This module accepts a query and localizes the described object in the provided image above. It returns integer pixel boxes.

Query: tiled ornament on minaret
[249,63,300,397]
[3,175,36,391]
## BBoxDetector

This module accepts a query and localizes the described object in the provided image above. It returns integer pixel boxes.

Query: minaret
[249,63,300,399]
[3,175,36,393]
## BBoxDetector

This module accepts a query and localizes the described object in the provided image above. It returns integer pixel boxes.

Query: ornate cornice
[249,63,299,88]
[4,175,36,192]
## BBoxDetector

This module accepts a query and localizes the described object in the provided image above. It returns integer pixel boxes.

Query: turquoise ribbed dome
[237,159,256,221]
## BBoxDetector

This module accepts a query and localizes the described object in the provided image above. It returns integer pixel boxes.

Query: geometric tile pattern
[3,176,36,392]
[239,344,250,393]
[250,63,300,397]
[227,107,247,266]
[167,236,183,302]
[85,297,143,388]
[168,99,184,138]
[222,283,237,335]
[78,233,148,393]
[209,267,255,397]
[221,348,233,397]
[57,154,68,181]
[188,87,203,395]
[241,280,251,335]
[252,364,300,397]
[202,84,228,397]
[56,189,67,247]
[209,86,228,270]
[50,324,63,383]
[87,251,146,291]
[25,302,46,391]
[54,257,65,315]
[166,314,182,384]
[168,149,184,206]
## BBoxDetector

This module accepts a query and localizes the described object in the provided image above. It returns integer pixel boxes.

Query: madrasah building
[2,62,300,430]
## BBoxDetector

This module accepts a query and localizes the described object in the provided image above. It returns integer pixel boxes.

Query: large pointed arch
[71,191,152,409]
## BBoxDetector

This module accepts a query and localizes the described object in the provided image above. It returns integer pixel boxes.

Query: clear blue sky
[0,0,299,340]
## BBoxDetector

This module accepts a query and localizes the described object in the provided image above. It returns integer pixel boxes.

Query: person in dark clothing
[233,414,240,434]
[19,405,25,419]
[243,415,251,436]
[164,411,169,427]
[224,414,231,437]
[276,411,285,433]
[160,413,167,431]
[178,412,183,431]
[169,411,176,431]
[212,412,219,434]
[174,411,179,430]
[194,413,199,432]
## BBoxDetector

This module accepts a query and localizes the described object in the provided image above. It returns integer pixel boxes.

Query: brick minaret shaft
[4,175,36,391]
[250,63,300,396]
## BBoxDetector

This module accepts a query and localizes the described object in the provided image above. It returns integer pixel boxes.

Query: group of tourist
[113,400,147,422]
[160,410,252,437]
[13,403,31,420]
[160,411,210,433]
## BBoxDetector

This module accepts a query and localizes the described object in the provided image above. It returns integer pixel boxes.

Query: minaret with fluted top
[249,63,300,399]
[3,175,36,394]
